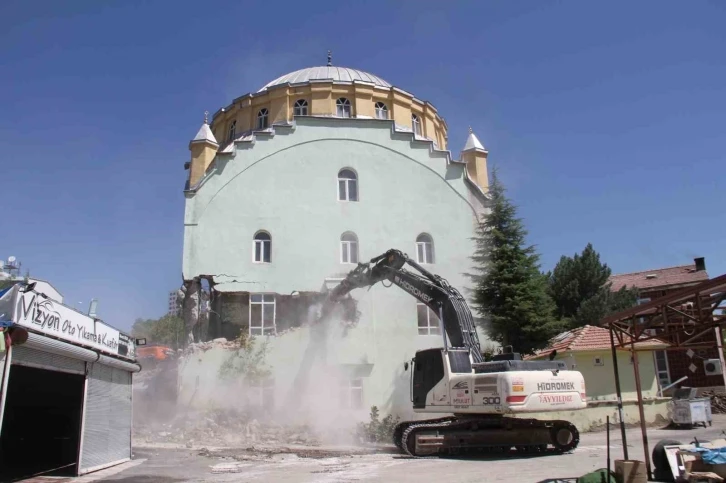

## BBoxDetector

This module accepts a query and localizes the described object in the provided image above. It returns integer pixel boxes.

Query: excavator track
[397,417,579,458]
[392,417,456,450]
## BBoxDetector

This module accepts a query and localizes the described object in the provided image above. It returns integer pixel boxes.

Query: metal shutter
[24,332,98,362]
[79,363,132,474]
[12,345,86,375]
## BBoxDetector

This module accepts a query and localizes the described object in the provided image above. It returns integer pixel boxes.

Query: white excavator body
[415,349,587,415]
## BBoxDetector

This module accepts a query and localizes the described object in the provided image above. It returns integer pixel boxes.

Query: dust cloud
[133,297,373,448]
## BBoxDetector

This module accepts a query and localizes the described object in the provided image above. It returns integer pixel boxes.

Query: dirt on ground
[134,407,328,449]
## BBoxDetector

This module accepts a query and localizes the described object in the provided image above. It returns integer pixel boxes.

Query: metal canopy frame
[600,273,726,348]
[597,273,726,481]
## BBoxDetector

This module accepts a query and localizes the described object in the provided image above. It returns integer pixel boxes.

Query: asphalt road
[94,417,726,483]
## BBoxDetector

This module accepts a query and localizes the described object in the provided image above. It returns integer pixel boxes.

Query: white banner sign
[13,290,133,359]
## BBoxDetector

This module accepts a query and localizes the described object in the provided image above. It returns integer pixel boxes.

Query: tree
[131,314,185,350]
[548,243,639,328]
[469,169,564,354]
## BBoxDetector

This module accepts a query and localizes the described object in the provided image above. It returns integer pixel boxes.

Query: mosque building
[179,53,492,418]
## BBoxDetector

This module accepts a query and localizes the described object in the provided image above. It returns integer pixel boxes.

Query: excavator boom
[325,249,483,363]
[320,249,585,458]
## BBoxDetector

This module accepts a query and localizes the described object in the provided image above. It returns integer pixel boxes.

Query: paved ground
[27,417,726,483]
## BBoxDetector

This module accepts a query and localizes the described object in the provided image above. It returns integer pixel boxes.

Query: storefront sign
[13,291,131,359]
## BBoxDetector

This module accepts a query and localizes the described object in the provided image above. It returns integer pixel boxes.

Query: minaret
[187,111,219,188]
[461,127,489,192]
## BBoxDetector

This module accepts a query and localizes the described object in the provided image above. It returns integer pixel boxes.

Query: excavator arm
[323,249,483,363]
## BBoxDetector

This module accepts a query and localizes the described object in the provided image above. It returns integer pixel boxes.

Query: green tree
[131,314,185,350]
[469,169,564,354]
[131,318,155,340]
[547,243,639,328]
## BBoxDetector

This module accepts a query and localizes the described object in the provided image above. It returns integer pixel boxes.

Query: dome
[259,66,392,92]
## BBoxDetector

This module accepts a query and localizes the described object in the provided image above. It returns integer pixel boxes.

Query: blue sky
[1,1,724,331]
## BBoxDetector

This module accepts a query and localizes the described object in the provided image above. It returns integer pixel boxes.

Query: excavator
[321,249,587,457]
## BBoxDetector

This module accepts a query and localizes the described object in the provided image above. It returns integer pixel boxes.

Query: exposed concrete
[181,278,200,343]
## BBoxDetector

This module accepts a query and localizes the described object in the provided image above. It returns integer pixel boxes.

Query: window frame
[249,293,276,336]
[253,231,272,263]
[340,377,364,410]
[340,232,359,264]
[415,234,435,264]
[653,350,671,390]
[411,114,422,136]
[257,108,269,129]
[337,168,359,202]
[293,99,308,116]
[228,120,236,142]
[417,302,441,336]
[374,102,388,120]
[336,97,352,118]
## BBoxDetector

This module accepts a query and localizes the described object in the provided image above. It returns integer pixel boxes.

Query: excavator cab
[411,348,446,408]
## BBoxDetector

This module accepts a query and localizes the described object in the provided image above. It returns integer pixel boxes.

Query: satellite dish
[7,256,16,264]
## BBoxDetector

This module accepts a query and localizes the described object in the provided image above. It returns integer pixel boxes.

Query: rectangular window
[654,350,671,389]
[341,241,358,264]
[348,179,358,201]
[339,377,363,409]
[254,240,271,263]
[249,294,275,336]
[337,104,351,118]
[417,303,441,335]
[338,179,358,201]
[416,242,433,264]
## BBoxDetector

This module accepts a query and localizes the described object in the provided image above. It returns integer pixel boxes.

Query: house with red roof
[609,257,718,392]
[527,325,669,401]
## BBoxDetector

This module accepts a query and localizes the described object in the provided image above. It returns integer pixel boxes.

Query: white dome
[259,66,392,92]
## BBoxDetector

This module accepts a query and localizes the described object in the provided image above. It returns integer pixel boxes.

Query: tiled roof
[609,264,709,292]
[526,325,668,360]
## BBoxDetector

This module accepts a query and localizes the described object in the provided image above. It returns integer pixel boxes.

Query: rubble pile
[134,407,322,448]
[184,337,242,355]
[702,391,726,414]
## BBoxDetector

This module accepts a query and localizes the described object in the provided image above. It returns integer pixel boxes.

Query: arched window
[253,231,271,263]
[257,108,269,129]
[338,168,358,201]
[228,120,236,142]
[375,102,388,120]
[416,233,434,264]
[336,98,351,118]
[412,114,422,136]
[294,99,308,116]
[340,232,359,264]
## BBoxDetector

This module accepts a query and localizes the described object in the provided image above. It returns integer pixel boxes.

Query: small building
[527,325,668,400]
[168,289,180,316]
[0,281,140,480]
[609,257,718,391]
[526,325,671,430]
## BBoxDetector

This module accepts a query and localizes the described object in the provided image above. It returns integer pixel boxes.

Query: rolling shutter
[11,345,86,375]
[79,362,132,474]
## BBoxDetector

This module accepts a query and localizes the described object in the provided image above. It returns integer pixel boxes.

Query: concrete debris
[134,407,322,448]
[184,337,242,354]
